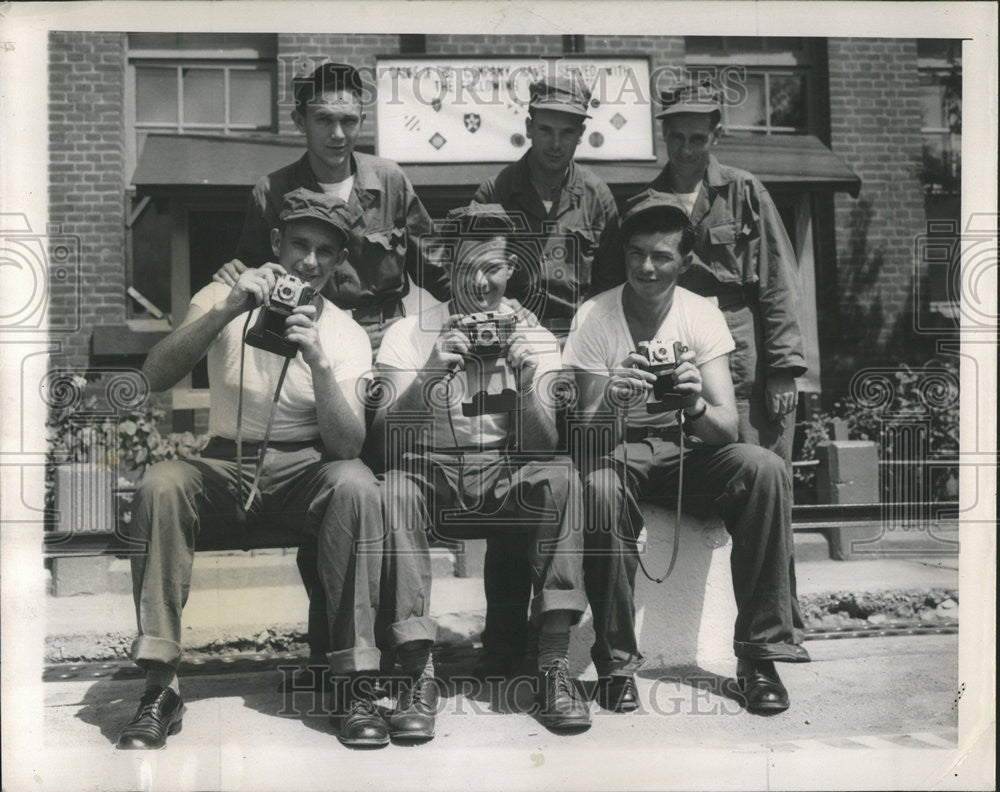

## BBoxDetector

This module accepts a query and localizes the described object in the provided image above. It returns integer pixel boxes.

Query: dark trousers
[128,439,383,673]
[481,398,797,667]
[380,451,588,646]
[583,438,809,676]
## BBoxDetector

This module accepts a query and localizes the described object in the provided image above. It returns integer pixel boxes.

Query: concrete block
[633,504,737,677]
[816,440,880,504]
[50,555,113,596]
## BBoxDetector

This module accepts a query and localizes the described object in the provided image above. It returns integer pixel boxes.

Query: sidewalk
[45,546,958,664]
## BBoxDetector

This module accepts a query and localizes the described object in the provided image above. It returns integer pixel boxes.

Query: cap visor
[655,102,720,119]
[282,211,350,240]
[529,101,591,119]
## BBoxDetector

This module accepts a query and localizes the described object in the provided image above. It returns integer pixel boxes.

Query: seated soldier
[369,203,592,735]
[563,191,810,715]
[118,189,390,750]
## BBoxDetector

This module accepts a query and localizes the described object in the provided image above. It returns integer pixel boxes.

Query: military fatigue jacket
[647,155,807,388]
[473,153,624,338]
[235,152,451,312]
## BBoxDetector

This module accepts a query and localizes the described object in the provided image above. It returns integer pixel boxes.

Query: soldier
[644,79,806,466]
[118,191,389,749]
[565,192,810,714]
[372,203,592,733]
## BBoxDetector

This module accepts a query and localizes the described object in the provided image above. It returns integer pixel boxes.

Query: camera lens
[477,325,497,344]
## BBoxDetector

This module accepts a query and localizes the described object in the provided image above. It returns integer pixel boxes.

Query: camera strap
[617,406,685,584]
[240,357,291,513]
[236,308,292,517]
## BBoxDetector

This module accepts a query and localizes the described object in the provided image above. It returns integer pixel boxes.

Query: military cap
[293,62,364,108]
[279,188,357,243]
[621,190,695,240]
[528,75,592,118]
[655,78,722,119]
[441,202,519,237]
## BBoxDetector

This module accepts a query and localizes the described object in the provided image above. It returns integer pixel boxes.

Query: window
[917,39,961,197]
[916,40,962,322]
[685,37,816,135]
[129,33,277,134]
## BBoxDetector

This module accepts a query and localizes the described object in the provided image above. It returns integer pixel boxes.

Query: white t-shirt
[562,284,735,428]
[190,282,373,442]
[675,189,700,216]
[317,175,355,202]
[377,301,563,449]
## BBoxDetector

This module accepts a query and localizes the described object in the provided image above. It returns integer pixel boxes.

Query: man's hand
[765,371,798,420]
[505,331,539,390]
[672,349,703,408]
[222,263,286,318]
[214,259,249,287]
[607,352,657,409]
[427,316,470,374]
[285,304,325,369]
[501,297,540,328]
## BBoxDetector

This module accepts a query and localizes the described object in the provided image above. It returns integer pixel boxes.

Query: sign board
[376,57,656,163]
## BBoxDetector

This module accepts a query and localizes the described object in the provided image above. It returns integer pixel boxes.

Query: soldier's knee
[324,460,378,502]
[136,461,194,501]
[734,444,788,488]
[584,467,623,502]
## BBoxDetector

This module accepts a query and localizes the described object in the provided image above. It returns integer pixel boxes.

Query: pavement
[26,633,978,791]
[18,534,984,791]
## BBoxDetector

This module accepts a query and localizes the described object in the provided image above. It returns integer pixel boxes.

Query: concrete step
[47,522,959,597]
[49,546,458,597]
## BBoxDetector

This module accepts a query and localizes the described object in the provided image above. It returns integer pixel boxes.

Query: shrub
[45,374,209,521]
[794,357,960,501]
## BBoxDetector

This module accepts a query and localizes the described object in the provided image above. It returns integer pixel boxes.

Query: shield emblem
[464,113,481,133]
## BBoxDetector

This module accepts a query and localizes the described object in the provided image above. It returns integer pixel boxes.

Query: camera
[457,311,517,359]
[636,340,690,413]
[245,273,317,358]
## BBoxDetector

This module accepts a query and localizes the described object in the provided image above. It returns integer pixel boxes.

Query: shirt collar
[299,152,382,196]
[655,154,733,192]
[511,151,584,199]
[704,155,732,188]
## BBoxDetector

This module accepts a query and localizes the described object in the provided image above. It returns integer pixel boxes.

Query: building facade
[48,32,962,427]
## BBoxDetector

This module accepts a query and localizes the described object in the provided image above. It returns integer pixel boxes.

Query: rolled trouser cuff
[529,589,588,626]
[131,635,182,669]
[733,640,811,663]
[389,617,438,648]
[595,655,646,678]
[328,646,381,674]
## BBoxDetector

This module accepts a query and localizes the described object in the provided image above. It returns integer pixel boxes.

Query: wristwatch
[684,399,708,421]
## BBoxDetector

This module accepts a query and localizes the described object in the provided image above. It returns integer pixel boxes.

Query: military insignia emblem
[464,113,482,133]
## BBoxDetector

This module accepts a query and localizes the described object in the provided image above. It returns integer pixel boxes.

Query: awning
[132,132,861,197]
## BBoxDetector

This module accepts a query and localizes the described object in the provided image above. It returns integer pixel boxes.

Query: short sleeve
[188,282,229,314]
[562,301,612,373]
[689,297,735,366]
[375,316,421,371]
[328,312,374,384]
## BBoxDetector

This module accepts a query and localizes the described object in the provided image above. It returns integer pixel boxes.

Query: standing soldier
[471,75,624,676]
[644,79,806,465]
[221,61,451,352]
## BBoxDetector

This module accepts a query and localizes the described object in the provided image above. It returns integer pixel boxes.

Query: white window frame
[917,64,961,193]
[133,61,276,135]
[686,38,816,136]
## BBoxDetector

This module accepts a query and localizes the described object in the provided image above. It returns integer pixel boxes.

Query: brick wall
[825,38,933,395]
[424,34,564,55]
[48,31,127,369]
